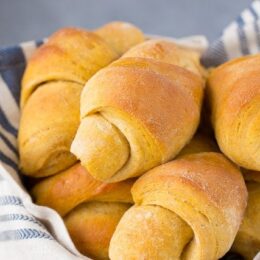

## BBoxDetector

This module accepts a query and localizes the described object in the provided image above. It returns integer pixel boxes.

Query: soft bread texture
[31,163,134,217]
[19,22,144,177]
[65,201,131,260]
[95,21,144,56]
[207,54,260,171]
[31,163,134,259]
[71,40,205,182]
[19,82,82,176]
[109,152,248,260]
[232,170,260,260]
[123,39,206,77]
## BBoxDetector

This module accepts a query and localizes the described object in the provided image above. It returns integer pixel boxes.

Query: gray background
[0,0,250,47]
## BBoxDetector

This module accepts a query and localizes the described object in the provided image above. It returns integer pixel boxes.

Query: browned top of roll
[21,27,118,108]
[31,163,135,216]
[81,57,204,158]
[132,152,248,230]
[208,54,260,124]
[123,39,206,78]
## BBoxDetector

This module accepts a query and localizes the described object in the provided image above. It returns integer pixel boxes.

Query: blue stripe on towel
[0,46,26,69]
[0,196,23,206]
[201,39,228,67]
[0,106,18,137]
[249,5,259,19]
[249,6,260,51]
[236,16,250,55]
[237,27,250,55]
[236,15,245,26]
[0,132,18,156]
[0,214,43,227]
[254,22,260,52]
[35,40,44,48]
[1,67,25,105]
[0,151,18,171]
[0,45,25,105]
[0,228,53,241]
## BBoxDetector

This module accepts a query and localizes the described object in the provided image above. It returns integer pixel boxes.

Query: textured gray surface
[0,0,250,47]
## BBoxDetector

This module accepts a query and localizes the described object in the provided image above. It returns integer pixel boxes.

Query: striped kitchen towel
[0,38,89,260]
[0,167,84,260]
[0,42,87,259]
[201,0,260,67]
[0,1,260,260]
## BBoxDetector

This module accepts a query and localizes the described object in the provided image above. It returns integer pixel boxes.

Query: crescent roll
[207,55,260,171]
[71,40,205,182]
[19,22,144,177]
[109,153,247,260]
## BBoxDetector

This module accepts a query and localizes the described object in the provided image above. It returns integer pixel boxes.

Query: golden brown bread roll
[207,55,260,171]
[31,163,134,216]
[232,170,260,260]
[71,40,205,182]
[31,163,134,259]
[123,39,206,77]
[65,201,130,260]
[109,152,248,260]
[19,82,82,177]
[19,22,144,177]
[95,21,144,56]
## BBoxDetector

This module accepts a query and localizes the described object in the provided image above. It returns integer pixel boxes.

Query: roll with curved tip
[109,153,248,260]
[19,22,144,177]
[71,42,205,182]
[19,81,82,176]
[71,115,130,181]
[20,28,118,108]
[207,54,260,171]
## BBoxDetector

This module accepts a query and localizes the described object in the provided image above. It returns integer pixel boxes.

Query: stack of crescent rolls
[18,21,259,260]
